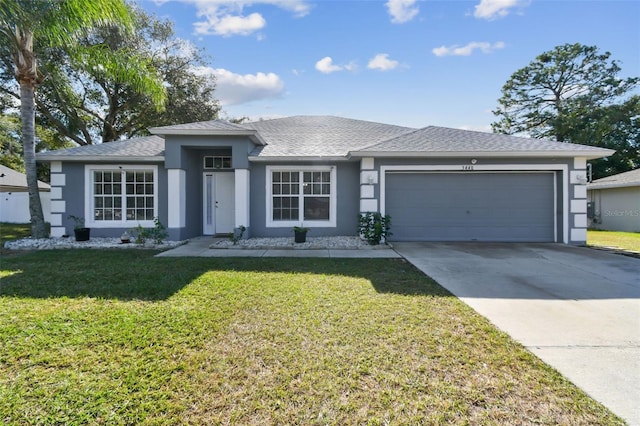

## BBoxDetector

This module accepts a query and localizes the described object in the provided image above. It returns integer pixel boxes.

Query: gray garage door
[385,172,555,242]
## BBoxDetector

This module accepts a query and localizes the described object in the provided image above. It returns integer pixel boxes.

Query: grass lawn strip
[0,251,624,425]
[587,230,640,253]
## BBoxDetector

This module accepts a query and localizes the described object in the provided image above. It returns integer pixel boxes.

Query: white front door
[203,172,235,235]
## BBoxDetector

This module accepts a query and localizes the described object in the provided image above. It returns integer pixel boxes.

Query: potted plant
[69,215,90,241]
[293,225,309,243]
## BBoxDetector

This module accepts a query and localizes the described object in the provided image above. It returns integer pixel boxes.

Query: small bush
[358,212,392,245]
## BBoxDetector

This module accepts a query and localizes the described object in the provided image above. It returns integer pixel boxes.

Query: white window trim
[266,165,337,228]
[84,164,158,228]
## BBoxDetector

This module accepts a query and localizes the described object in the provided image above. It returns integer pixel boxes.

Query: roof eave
[149,127,267,145]
[348,150,615,160]
[587,182,640,190]
[36,155,165,163]
[249,155,351,162]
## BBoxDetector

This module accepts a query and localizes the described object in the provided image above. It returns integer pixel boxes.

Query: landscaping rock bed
[4,237,185,251]
[211,236,390,250]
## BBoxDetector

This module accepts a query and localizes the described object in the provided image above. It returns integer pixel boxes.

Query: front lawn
[0,222,31,247]
[0,251,623,425]
[588,229,640,252]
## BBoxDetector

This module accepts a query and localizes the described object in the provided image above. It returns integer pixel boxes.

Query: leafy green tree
[0,0,166,237]
[492,43,639,178]
[2,9,219,145]
[0,112,72,181]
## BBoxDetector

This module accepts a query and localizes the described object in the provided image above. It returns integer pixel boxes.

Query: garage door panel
[386,172,555,242]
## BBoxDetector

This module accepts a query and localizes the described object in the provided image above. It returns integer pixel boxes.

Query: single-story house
[0,165,51,223]
[587,168,640,232]
[36,115,614,244]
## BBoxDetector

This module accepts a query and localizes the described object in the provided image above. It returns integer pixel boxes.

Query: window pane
[291,173,299,182]
[304,197,329,220]
[273,198,281,208]
[303,183,311,195]
[146,197,154,208]
[114,184,122,195]
[114,173,122,182]
[273,172,281,183]
[322,184,330,195]
[303,172,311,183]
[95,198,103,208]
[321,172,330,182]
[94,172,103,182]
[104,173,112,183]
[126,172,134,182]
[282,172,290,183]
[272,184,280,195]
[94,184,102,195]
[104,184,112,195]
[126,184,134,195]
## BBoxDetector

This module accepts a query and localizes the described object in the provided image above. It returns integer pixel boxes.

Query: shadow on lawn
[0,250,451,301]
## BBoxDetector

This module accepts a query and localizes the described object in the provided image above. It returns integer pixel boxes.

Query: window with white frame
[267,166,336,227]
[87,166,157,226]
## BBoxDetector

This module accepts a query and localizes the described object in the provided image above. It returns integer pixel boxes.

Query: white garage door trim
[380,164,569,244]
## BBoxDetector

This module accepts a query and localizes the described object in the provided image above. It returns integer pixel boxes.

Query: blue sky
[137,0,640,130]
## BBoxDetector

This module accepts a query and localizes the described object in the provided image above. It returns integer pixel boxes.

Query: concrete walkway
[393,242,640,426]
[156,237,400,258]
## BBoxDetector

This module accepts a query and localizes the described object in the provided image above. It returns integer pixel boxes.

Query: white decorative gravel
[212,236,390,250]
[3,237,185,251]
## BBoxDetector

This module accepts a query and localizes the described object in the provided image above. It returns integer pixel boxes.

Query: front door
[203,172,235,235]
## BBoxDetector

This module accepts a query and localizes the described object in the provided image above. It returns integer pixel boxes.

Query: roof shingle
[588,168,640,189]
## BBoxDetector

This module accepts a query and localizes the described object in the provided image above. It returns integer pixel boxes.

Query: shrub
[358,212,391,245]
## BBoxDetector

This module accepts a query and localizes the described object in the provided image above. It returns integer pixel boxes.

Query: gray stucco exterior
[38,116,614,245]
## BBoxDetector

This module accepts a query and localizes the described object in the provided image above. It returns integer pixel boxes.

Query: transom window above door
[266,166,336,228]
[204,156,232,169]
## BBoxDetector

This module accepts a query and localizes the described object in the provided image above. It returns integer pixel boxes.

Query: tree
[1,9,219,146]
[0,112,72,181]
[492,43,639,178]
[0,0,166,238]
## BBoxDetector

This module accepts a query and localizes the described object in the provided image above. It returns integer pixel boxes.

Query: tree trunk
[20,82,48,238]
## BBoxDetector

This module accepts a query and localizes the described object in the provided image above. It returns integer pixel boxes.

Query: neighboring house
[0,165,51,223]
[587,168,640,232]
[36,115,614,244]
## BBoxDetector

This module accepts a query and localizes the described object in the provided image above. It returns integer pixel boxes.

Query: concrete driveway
[393,242,640,425]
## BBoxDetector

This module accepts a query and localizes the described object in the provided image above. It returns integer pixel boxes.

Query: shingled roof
[37,135,165,162]
[36,116,615,162]
[351,126,613,158]
[588,168,640,190]
[0,165,50,192]
[243,116,414,158]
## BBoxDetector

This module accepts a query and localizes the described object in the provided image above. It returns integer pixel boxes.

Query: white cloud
[432,41,506,57]
[315,56,357,74]
[367,53,399,71]
[194,67,285,106]
[189,0,311,36]
[473,0,528,20]
[194,12,266,36]
[385,0,419,24]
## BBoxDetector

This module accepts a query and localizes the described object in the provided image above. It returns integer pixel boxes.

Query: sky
[136,0,640,131]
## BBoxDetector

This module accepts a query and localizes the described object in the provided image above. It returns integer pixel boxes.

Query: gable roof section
[36,135,165,162]
[0,165,50,192]
[149,120,266,145]
[588,168,640,190]
[351,126,615,159]
[242,116,415,158]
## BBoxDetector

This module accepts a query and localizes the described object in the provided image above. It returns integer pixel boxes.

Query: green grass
[588,230,640,252]
[0,222,31,246]
[0,250,623,425]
